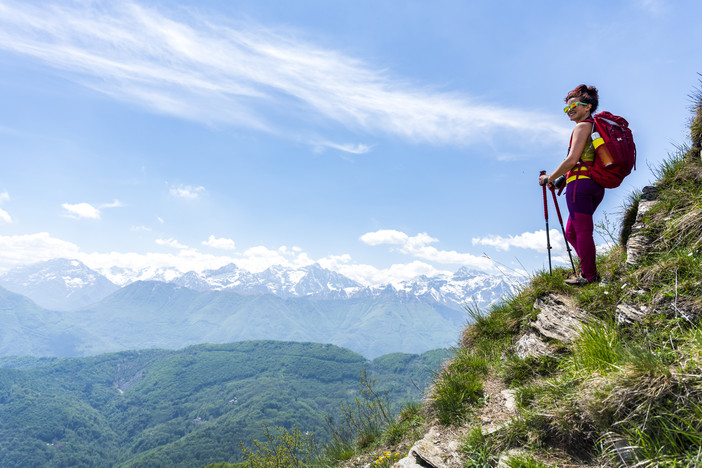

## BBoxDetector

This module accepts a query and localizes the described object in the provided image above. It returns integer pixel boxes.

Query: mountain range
[0,259,522,358]
[0,258,521,310]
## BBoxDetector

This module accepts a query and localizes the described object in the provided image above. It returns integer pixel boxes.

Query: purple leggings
[565,178,605,282]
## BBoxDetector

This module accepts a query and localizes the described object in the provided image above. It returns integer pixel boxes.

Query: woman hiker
[539,84,604,286]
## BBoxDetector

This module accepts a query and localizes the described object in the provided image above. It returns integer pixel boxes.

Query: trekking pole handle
[539,169,548,186]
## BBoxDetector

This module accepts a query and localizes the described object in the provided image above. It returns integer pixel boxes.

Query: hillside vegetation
[0,341,448,467]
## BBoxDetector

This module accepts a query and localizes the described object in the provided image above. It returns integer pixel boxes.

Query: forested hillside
[0,341,448,467]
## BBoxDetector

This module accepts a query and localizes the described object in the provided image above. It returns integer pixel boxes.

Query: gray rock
[532,294,588,342]
[514,332,554,358]
[616,303,650,324]
[500,389,517,413]
[394,427,463,468]
[626,186,659,267]
[393,455,425,468]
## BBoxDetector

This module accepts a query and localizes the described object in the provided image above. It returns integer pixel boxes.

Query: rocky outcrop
[393,427,463,468]
[514,332,554,359]
[512,293,588,360]
[532,294,588,343]
[626,185,659,267]
[616,302,651,324]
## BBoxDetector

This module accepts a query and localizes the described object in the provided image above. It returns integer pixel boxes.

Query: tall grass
[568,320,624,375]
[431,347,488,425]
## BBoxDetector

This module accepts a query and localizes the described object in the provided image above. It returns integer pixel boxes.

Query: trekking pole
[540,170,552,275]
[549,185,577,275]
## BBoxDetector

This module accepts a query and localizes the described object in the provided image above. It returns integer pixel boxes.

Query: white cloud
[81,250,237,284]
[360,229,409,246]
[0,191,12,223]
[316,253,446,287]
[202,235,236,250]
[0,233,82,271]
[0,209,11,223]
[236,245,314,272]
[170,185,205,200]
[361,229,493,270]
[155,237,189,250]
[61,202,101,219]
[0,230,463,287]
[0,1,570,149]
[472,229,566,254]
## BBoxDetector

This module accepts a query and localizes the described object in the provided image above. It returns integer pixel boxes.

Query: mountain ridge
[0,258,522,311]
[0,280,467,358]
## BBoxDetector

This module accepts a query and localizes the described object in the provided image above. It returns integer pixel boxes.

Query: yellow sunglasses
[563,101,588,113]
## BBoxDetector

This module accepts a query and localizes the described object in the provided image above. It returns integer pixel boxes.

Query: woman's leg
[572,212,597,281]
[565,179,605,282]
[565,216,580,258]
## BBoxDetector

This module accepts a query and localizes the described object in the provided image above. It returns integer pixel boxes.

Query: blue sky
[0,0,699,285]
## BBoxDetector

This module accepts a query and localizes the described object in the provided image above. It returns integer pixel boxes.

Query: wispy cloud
[100,199,125,209]
[156,237,189,250]
[202,235,236,250]
[170,185,205,200]
[0,0,569,149]
[361,229,494,270]
[61,202,101,219]
[314,141,373,155]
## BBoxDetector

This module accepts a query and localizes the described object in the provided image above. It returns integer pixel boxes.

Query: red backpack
[587,111,637,188]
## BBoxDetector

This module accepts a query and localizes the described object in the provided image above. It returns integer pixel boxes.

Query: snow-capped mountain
[170,263,521,309]
[1,259,523,311]
[172,263,364,298]
[385,267,519,309]
[0,259,525,357]
[0,259,119,310]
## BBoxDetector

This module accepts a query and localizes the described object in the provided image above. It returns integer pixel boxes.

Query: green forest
[0,340,448,467]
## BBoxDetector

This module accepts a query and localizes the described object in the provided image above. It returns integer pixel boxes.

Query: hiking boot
[565,275,589,286]
[565,274,601,286]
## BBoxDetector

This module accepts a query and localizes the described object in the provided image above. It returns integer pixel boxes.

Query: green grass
[430,347,489,425]
[461,426,499,468]
[502,454,551,468]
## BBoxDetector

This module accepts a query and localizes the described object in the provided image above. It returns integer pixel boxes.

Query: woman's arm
[541,121,593,184]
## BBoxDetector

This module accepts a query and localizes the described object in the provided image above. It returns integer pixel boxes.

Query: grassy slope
[426,85,702,467]
[328,84,702,468]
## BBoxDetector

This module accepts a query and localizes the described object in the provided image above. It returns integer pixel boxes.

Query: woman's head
[565,84,599,114]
